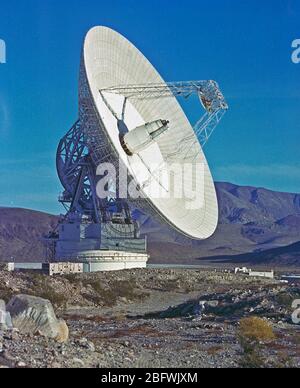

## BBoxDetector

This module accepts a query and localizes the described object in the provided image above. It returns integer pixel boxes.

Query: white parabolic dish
[80,26,219,240]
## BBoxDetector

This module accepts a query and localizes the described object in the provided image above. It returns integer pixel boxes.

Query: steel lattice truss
[57,75,133,225]
[56,121,102,222]
[103,80,227,109]
[101,80,228,190]
[102,80,228,149]
[57,72,228,223]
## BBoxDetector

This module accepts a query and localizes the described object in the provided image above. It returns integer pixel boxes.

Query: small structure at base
[249,270,274,280]
[44,216,149,273]
[0,263,15,272]
[235,267,250,275]
[57,250,149,273]
[235,267,274,280]
[42,262,84,277]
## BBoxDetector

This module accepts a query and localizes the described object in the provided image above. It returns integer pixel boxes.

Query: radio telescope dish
[48,26,228,270]
[79,26,227,240]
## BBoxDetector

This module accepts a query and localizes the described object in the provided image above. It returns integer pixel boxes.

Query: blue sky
[0,0,299,214]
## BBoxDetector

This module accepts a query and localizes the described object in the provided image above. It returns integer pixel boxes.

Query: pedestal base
[56,250,149,272]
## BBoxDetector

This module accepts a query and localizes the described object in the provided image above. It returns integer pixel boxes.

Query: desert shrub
[86,283,118,307]
[88,280,105,294]
[184,284,194,293]
[294,333,300,346]
[82,292,108,307]
[213,298,261,317]
[239,347,266,369]
[207,346,223,356]
[114,313,127,322]
[38,288,68,310]
[238,317,275,369]
[272,352,295,369]
[64,273,79,284]
[276,293,294,309]
[239,317,275,342]
[84,278,148,307]
[111,279,142,299]
[276,290,300,310]
[29,274,68,310]
[162,279,181,292]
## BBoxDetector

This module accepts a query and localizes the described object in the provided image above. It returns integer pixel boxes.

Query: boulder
[206,300,219,308]
[6,295,68,343]
[0,300,5,311]
[0,299,13,331]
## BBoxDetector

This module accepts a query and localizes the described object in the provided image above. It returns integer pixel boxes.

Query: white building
[0,263,15,272]
[235,267,274,280]
[43,262,84,277]
[249,270,274,280]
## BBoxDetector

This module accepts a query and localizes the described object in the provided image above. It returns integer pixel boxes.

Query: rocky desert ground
[0,268,300,368]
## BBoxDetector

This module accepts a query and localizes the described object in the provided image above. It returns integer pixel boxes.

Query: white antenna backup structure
[47,26,228,272]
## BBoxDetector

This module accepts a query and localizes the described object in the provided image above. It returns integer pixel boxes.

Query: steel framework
[56,121,99,219]
[57,120,133,226]
[57,78,228,225]
[99,80,228,190]
[103,80,228,149]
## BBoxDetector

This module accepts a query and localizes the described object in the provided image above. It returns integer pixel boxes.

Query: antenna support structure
[44,27,228,272]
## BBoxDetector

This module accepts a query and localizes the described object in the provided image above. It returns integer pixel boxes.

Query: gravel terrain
[0,268,299,368]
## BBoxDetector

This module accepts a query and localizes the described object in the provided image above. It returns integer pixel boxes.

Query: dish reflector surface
[80,26,218,240]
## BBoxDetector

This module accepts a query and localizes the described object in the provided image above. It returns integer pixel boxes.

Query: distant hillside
[0,182,299,265]
[0,208,58,262]
[201,241,300,267]
[137,182,300,263]
[217,182,300,225]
